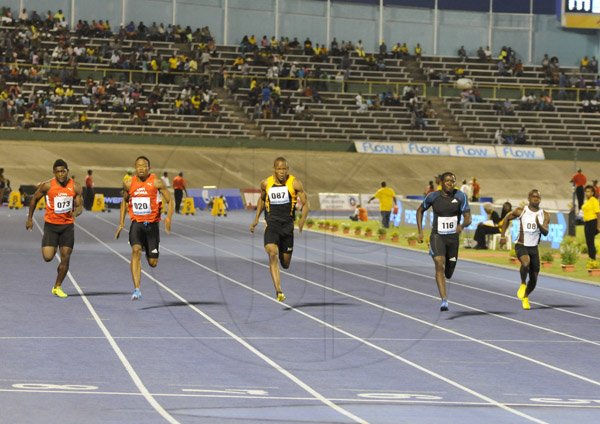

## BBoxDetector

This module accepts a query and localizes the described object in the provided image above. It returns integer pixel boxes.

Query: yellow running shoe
[522,297,531,310]
[276,292,286,302]
[51,286,68,298]
[517,283,527,299]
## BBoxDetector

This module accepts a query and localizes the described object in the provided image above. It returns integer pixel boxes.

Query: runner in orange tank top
[115,156,174,300]
[26,159,83,298]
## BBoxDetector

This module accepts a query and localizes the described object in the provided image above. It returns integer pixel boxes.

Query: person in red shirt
[570,168,587,210]
[171,172,187,214]
[25,159,83,298]
[84,169,94,210]
[471,177,481,202]
[115,156,173,300]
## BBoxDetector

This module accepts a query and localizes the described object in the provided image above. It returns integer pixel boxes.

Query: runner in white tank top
[500,190,550,310]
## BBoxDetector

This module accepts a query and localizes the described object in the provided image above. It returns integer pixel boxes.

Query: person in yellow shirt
[122,169,133,185]
[367,181,397,228]
[582,185,600,260]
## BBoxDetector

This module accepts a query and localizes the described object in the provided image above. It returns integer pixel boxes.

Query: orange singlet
[45,178,76,225]
[128,174,161,223]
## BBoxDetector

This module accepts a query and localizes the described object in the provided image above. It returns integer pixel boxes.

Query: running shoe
[440,299,449,312]
[131,288,142,301]
[521,297,531,310]
[517,283,527,299]
[276,292,286,302]
[51,286,68,298]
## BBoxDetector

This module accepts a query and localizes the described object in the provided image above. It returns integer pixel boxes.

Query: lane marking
[210,220,600,317]
[31,219,181,424]
[75,221,368,424]
[1,387,600,408]
[89,216,550,423]
[159,221,600,389]
[189,221,600,337]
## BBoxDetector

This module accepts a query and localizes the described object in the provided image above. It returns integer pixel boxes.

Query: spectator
[84,169,94,210]
[473,202,512,249]
[172,171,187,214]
[477,46,486,62]
[355,93,368,114]
[459,179,472,199]
[571,168,587,211]
[494,127,504,145]
[349,204,368,222]
[515,126,527,145]
[367,181,397,228]
[458,45,467,61]
[471,177,480,202]
[424,180,435,196]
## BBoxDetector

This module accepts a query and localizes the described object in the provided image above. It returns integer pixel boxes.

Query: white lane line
[208,220,600,317]
[75,222,368,424]
[90,217,548,423]
[32,220,180,424]
[192,221,600,335]
[161,223,600,389]
[2,388,599,408]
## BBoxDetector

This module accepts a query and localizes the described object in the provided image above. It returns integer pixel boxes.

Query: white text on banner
[495,146,545,160]
[449,144,497,158]
[401,142,450,156]
[354,141,400,154]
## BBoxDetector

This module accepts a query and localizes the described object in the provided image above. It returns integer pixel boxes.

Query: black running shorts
[515,243,540,273]
[42,222,75,249]
[129,221,160,259]
[429,232,459,259]
[264,220,294,254]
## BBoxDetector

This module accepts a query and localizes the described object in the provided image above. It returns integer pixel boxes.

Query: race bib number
[438,216,458,235]
[54,196,73,214]
[132,197,151,215]
[268,186,290,205]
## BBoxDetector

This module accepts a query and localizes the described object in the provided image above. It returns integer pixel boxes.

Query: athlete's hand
[249,222,257,233]
[114,224,123,239]
[164,216,172,234]
[25,218,33,231]
[456,224,463,234]
[417,231,424,243]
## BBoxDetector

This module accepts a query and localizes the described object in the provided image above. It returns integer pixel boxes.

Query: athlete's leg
[131,244,143,289]
[42,246,57,262]
[279,252,292,269]
[433,256,447,299]
[265,243,283,294]
[526,248,541,297]
[54,246,72,288]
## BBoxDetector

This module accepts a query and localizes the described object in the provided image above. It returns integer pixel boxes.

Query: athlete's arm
[73,181,83,217]
[458,211,472,233]
[500,207,521,240]
[250,181,266,233]
[294,178,309,233]
[157,179,174,234]
[416,204,425,243]
[25,180,50,231]
[115,181,130,239]
[536,211,550,237]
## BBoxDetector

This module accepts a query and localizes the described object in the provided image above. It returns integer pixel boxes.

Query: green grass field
[305,218,600,286]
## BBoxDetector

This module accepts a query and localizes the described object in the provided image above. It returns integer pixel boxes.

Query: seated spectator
[580,56,590,72]
[132,106,148,125]
[494,127,504,145]
[454,66,465,78]
[411,110,427,130]
[355,93,368,113]
[483,45,492,61]
[502,98,515,115]
[414,43,422,60]
[477,46,486,62]
[458,45,467,62]
[303,37,313,55]
[79,110,90,129]
[349,204,368,222]
[472,202,512,249]
[355,40,366,58]
[330,37,340,56]
[365,54,377,70]
[379,41,387,57]
[512,60,524,77]
[590,56,598,73]
[497,60,510,76]
[515,126,527,145]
